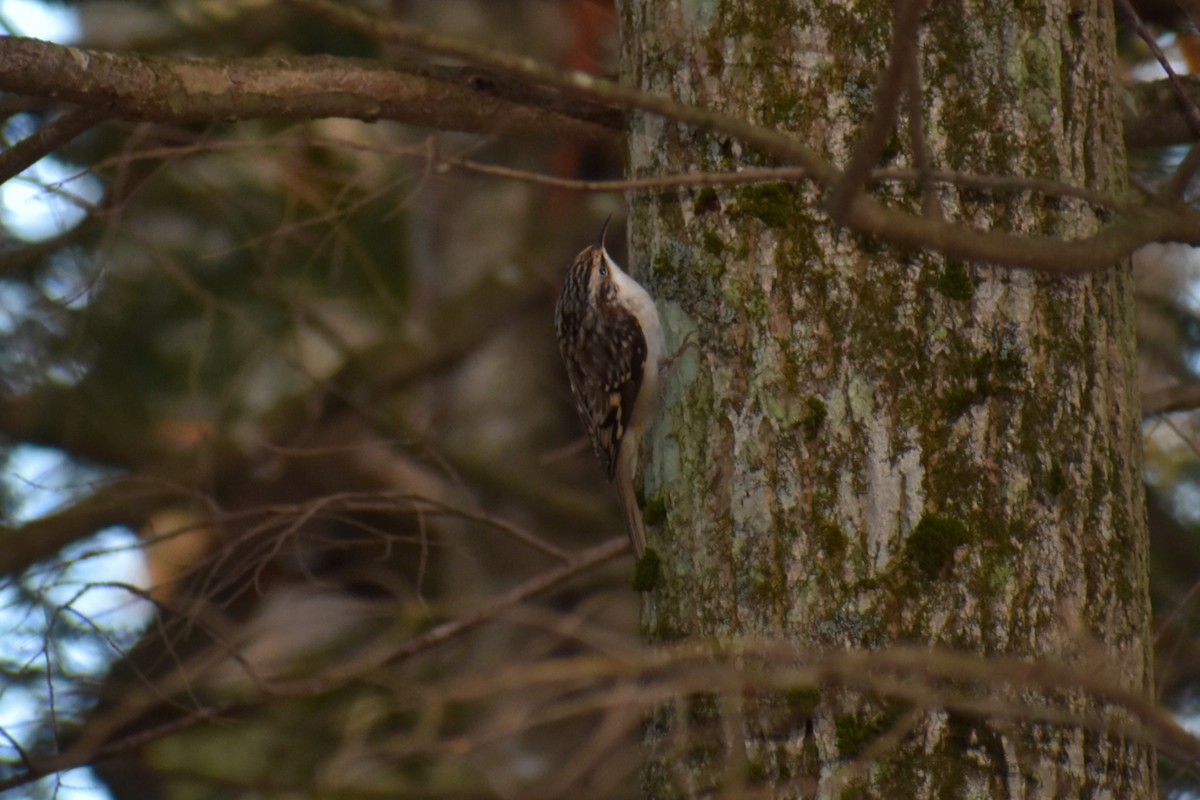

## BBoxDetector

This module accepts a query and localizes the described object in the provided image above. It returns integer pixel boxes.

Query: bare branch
[0,16,1195,273]
[1142,383,1200,415]
[1114,0,1200,196]
[870,167,1133,210]
[0,106,108,185]
[901,17,940,219]
[285,0,1200,274]
[826,0,928,221]
[0,536,630,792]
[0,480,190,578]
[1124,76,1200,149]
[422,152,1133,212]
[437,642,1200,769]
[0,37,617,142]
[12,610,1200,791]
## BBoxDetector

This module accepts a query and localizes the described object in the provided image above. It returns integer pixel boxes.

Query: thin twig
[1115,0,1200,197]
[1142,382,1200,415]
[826,0,929,221]
[439,154,1131,211]
[1166,145,1200,199]
[283,0,1200,274]
[871,167,1130,210]
[901,16,941,219]
[0,106,107,186]
[76,130,1136,212]
[0,536,629,792]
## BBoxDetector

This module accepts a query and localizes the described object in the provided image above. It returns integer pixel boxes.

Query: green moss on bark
[633,549,662,592]
[936,262,975,301]
[906,515,972,579]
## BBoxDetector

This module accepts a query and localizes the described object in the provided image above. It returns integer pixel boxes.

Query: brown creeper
[555,222,666,557]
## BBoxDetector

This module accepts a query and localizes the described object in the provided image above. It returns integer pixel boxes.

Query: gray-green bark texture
[619,0,1154,797]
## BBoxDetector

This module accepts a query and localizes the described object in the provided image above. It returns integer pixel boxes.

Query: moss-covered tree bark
[620,0,1154,796]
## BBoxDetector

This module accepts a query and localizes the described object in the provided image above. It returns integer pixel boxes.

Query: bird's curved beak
[597,214,612,250]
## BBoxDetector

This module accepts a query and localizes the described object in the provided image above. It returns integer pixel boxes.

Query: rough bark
[621,1,1154,797]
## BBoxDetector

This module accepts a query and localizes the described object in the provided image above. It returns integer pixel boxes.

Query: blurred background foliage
[0,0,1199,798]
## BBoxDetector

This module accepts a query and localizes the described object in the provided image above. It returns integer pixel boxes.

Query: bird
[554,219,666,557]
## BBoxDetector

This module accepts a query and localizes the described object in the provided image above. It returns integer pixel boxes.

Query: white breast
[603,248,666,427]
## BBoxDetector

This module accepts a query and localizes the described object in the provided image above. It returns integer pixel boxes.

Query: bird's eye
[598,265,608,277]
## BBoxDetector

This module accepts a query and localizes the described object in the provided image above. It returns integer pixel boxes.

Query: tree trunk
[620,0,1154,797]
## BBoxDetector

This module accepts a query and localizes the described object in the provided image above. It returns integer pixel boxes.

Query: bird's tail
[615,451,647,557]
